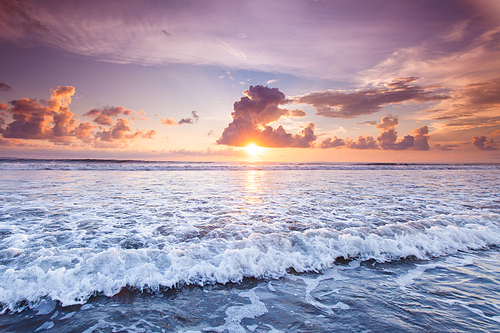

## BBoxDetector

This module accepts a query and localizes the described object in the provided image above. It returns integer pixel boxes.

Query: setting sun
[245,142,261,158]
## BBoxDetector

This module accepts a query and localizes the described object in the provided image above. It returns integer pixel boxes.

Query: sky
[0,0,500,162]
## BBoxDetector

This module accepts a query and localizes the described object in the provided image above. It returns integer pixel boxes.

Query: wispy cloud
[1,1,488,79]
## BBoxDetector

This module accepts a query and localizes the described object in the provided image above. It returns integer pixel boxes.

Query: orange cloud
[161,118,178,126]
[2,86,76,140]
[217,85,316,148]
[0,86,155,147]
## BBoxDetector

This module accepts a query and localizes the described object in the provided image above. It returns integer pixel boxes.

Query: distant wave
[0,158,499,171]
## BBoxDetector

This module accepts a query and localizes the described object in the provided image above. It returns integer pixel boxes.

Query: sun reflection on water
[244,169,263,205]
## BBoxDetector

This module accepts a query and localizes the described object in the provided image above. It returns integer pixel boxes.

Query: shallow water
[0,161,499,332]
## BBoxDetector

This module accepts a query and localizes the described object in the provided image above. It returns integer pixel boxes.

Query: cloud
[161,118,178,126]
[319,136,345,149]
[161,111,200,126]
[96,118,140,142]
[84,106,132,126]
[0,83,12,92]
[2,86,77,140]
[0,86,155,147]
[427,79,500,134]
[141,129,156,139]
[296,77,449,119]
[375,117,430,151]
[178,110,199,125]
[434,144,459,151]
[1,1,486,80]
[289,109,307,117]
[472,136,498,150]
[359,24,500,141]
[320,116,430,151]
[356,120,377,126]
[217,85,317,148]
[345,136,378,150]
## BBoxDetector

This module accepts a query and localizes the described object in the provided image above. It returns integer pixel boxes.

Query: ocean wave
[1,218,499,313]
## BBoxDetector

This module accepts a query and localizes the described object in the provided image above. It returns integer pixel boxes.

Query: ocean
[0,159,499,332]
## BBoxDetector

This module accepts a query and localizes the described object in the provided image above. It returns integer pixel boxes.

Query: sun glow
[245,142,261,159]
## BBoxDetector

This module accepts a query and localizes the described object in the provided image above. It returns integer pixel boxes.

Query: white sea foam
[203,289,268,333]
[0,165,499,313]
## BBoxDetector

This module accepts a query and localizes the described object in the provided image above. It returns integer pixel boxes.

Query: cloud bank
[319,116,430,151]
[0,86,156,147]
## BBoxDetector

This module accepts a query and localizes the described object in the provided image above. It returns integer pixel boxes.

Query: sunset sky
[1,0,499,162]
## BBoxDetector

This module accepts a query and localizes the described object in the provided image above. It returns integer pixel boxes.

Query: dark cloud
[320,117,430,151]
[178,110,199,125]
[217,85,317,148]
[0,83,12,92]
[297,77,449,119]
[84,106,132,126]
[472,136,498,150]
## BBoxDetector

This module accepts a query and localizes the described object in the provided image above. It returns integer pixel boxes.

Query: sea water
[0,159,499,332]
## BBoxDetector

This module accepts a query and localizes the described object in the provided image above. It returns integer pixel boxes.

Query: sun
[245,142,261,158]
